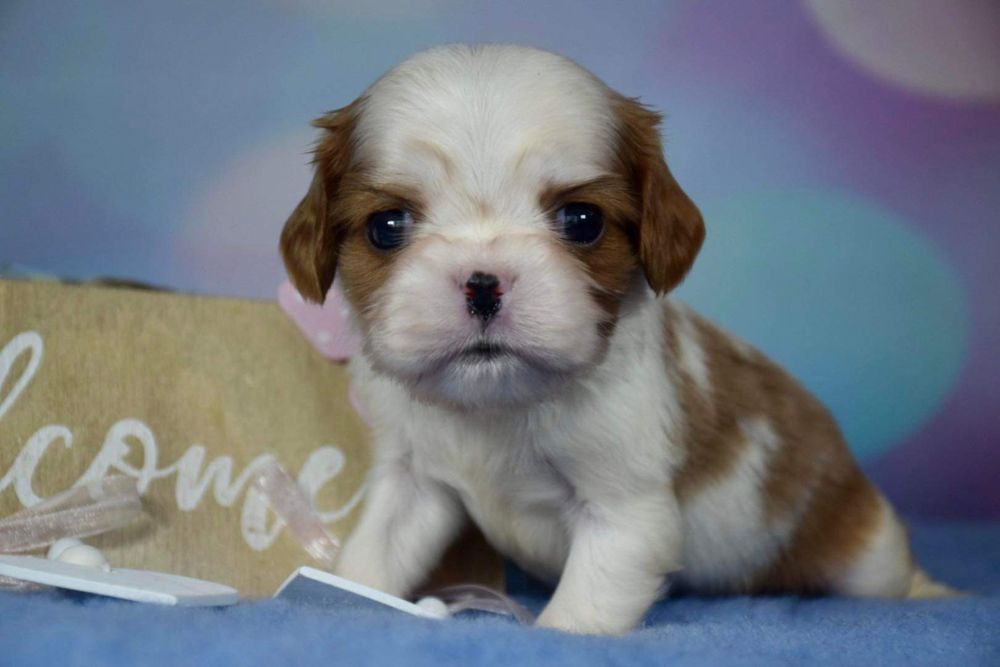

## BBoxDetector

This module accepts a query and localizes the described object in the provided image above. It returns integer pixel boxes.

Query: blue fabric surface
[1,522,997,667]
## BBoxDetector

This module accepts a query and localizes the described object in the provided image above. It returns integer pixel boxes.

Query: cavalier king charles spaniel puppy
[280,44,950,634]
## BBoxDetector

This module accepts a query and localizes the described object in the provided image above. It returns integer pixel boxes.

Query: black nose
[465,271,502,323]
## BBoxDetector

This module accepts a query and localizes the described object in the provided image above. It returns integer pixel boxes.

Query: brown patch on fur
[539,176,640,337]
[279,99,420,327]
[610,94,705,295]
[753,456,884,594]
[666,302,887,594]
[534,94,705,336]
[280,99,365,303]
[669,303,748,502]
[328,174,413,321]
[473,197,494,218]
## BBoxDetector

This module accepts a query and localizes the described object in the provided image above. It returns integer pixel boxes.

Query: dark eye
[366,209,414,250]
[555,203,604,245]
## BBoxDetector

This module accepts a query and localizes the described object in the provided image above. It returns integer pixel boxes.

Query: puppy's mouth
[459,341,512,362]
[384,335,588,407]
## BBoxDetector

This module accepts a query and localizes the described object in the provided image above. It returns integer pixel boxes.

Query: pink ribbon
[251,461,341,570]
[277,280,361,363]
[425,583,536,624]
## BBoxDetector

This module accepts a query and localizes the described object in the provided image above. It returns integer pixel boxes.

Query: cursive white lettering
[0,331,365,551]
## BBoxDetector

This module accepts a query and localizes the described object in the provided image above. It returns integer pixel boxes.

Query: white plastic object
[0,554,239,606]
[274,566,442,619]
[47,538,110,571]
[415,595,450,619]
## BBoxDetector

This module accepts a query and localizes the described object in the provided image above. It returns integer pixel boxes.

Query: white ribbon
[0,476,143,588]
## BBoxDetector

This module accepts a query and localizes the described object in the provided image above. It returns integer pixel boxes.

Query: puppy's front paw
[535,603,631,636]
[333,545,400,596]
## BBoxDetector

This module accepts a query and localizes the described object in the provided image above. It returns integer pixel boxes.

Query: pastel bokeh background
[2,1,997,518]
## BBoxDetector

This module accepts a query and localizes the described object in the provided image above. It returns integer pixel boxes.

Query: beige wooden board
[0,279,501,596]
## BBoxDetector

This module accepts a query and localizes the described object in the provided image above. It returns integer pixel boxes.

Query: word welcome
[0,330,366,551]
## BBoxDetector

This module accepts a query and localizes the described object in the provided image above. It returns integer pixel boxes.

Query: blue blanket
[2,522,997,666]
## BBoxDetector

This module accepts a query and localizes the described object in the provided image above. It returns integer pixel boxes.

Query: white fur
[345,284,684,634]
[356,46,616,208]
[671,302,712,395]
[328,45,920,635]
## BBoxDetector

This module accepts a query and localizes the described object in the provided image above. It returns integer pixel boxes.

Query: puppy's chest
[410,420,579,578]
[415,421,573,511]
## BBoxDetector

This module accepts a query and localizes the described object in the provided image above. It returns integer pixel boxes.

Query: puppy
[280,44,950,634]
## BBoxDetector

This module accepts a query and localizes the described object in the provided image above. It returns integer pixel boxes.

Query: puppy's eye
[555,203,604,245]
[367,209,414,250]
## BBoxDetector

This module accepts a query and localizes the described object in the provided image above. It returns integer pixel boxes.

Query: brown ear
[279,102,361,303]
[614,95,705,295]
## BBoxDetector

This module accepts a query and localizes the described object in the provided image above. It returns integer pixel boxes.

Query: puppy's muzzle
[465,271,503,323]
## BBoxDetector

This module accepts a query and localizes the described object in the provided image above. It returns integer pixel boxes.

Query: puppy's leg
[335,459,464,597]
[536,492,681,635]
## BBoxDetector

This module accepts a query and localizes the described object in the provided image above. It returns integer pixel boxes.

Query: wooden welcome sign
[0,279,500,596]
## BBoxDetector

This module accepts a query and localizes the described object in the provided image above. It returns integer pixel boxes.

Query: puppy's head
[281,45,703,408]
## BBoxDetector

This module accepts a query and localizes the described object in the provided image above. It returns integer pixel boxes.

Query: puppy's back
[664,300,936,598]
